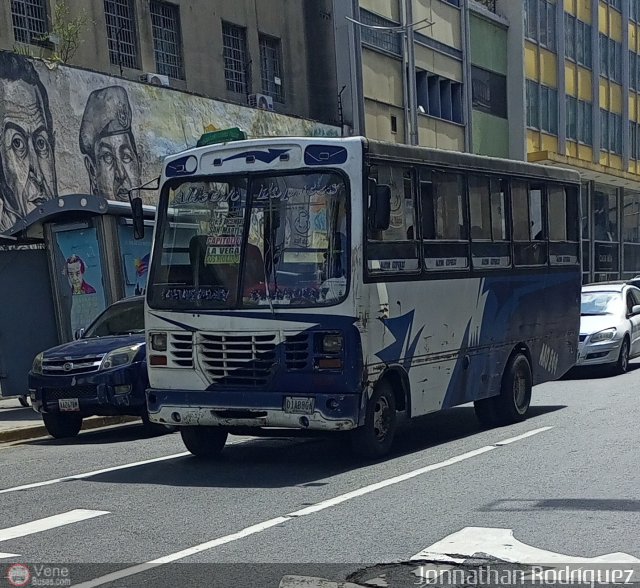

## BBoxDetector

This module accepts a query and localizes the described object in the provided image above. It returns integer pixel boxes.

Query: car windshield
[580,291,623,316]
[147,172,348,310]
[83,300,145,337]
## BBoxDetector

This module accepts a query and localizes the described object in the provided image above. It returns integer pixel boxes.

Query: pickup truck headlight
[590,328,617,343]
[32,352,44,375]
[101,344,143,370]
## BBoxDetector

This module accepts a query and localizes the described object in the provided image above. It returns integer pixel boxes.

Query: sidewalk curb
[0,415,139,444]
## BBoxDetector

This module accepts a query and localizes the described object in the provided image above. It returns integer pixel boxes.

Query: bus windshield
[148,172,349,310]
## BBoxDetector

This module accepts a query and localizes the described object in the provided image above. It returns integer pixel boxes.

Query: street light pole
[404,0,419,146]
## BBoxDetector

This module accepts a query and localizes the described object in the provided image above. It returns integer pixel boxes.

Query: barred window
[260,35,284,103]
[11,0,48,45]
[222,22,248,94]
[359,9,402,56]
[104,0,140,70]
[150,1,184,80]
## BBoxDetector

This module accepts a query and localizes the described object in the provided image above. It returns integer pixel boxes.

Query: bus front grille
[285,333,310,370]
[168,333,194,368]
[198,333,277,387]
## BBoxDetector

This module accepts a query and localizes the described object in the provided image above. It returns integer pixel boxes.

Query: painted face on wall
[0,79,56,228]
[89,131,141,201]
[66,260,84,292]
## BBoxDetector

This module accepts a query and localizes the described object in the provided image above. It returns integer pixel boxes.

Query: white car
[577,283,640,374]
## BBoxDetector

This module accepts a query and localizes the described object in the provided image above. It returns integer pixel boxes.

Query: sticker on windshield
[161,287,229,302]
[205,236,241,265]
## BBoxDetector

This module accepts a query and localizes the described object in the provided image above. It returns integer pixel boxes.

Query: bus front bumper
[146,389,361,431]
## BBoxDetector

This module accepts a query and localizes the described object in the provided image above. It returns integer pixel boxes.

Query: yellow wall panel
[527,130,541,153]
[599,79,609,109]
[565,63,577,96]
[629,161,637,175]
[578,145,593,162]
[541,134,559,153]
[363,50,404,107]
[576,0,591,23]
[598,3,608,34]
[360,0,400,22]
[577,67,592,101]
[565,0,576,16]
[600,151,609,167]
[567,140,578,158]
[610,154,623,170]
[610,83,622,113]
[540,50,557,87]
[630,96,637,122]
[525,42,538,81]
[610,11,622,42]
[630,24,637,52]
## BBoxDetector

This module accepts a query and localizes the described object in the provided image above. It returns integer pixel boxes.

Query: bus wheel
[180,426,228,458]
[350,381,397,459]
[42,413,83,439]
[495,353,532,425]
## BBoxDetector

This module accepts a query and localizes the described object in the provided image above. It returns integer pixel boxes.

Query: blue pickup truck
[28,296,168,439]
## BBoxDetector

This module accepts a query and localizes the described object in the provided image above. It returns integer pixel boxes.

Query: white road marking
[0,437,258,496]
[0,553,19,559]
[0,509,109,546]
[72,427,552,588]
[493,426,553,446]
[410,526,640,564]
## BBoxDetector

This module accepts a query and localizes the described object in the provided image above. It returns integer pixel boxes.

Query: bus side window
[512,181,548,266]
[549,184,580,266]
[422,170,469,272]
[366,165,419,275]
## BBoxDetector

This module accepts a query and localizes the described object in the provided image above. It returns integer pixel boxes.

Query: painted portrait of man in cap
[79,86,141,202]
[0,52,57,232]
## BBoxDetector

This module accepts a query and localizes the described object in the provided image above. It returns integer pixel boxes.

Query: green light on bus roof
[197,127,247,147]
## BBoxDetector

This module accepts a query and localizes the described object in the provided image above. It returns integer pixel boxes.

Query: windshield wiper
[581,312,606,316]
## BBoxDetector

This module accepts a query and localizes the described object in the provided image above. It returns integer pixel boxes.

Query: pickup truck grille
[43,386,97,401]
[42,355,104,376]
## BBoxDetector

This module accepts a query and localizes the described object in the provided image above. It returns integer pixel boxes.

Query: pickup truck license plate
[58,398,80,412]
[284,396,315,415]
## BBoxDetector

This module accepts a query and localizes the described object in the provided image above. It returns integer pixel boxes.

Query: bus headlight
[32,352,44,375]
[590,328,616,343]
[101,344,143,370]
[322,333,343,354]
[150,332,167,352]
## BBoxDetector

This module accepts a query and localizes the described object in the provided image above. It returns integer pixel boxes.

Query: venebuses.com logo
[4,564,70,587]
[5,565,31,587]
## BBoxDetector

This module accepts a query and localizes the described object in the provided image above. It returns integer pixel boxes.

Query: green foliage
[44,0,90,64]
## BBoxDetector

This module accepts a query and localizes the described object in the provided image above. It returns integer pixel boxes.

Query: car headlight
[32,352,44,375]
[590,328,617,343]
[101,344,143,370]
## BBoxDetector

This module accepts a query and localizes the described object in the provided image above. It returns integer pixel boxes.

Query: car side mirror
[632,305,640,315]
[369,184,391,231]
[74,328,85,340]
[130,196,145,240]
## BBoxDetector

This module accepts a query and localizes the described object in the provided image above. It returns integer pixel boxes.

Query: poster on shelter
[119,225,152,297]
[55,227,106,334]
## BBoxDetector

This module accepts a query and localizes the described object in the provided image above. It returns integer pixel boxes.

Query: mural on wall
[0,52,58,232]
[0,50,339,234]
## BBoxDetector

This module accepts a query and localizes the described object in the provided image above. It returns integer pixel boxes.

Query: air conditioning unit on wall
[248,93,274,111]
[140,73,170,87]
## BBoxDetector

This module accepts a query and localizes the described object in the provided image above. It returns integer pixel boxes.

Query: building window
[631,52,637,91]
[526,80,557,134]
[11,0,48,45]
[259,35,284,103]
[222,22,248,95]
[416,71,464,124]
[150,1,184,80]
[471,66,507,119]
[359,9,402,56]
[632,0,640,22]
[603,0,622,11]
[525,0,556,52]
[104,0,140,70]
[630,122,640,160]
[601,109,622,154]
[600,34,622,83]
[566,96,577,139]
[567,96,593,145]
[567,14,592,68]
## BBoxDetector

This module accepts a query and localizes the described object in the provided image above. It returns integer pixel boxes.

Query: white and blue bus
[135,131,582,458]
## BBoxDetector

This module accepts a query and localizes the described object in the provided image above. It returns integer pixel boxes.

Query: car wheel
[42,413,83,439]
[350,380,397,459]
[613,337,630,375]
[180,426,228,458]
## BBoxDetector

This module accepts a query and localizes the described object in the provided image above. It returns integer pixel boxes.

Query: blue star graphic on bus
[375,310,424,371]
[222,149,290,164]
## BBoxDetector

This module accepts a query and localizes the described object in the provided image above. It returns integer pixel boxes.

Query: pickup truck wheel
[180,426,228,458]
[42,413,83,439]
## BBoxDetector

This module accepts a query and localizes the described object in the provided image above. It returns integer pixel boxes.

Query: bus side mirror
[370,185,391,231]
[74,328,84,340]
[131,197,145,240]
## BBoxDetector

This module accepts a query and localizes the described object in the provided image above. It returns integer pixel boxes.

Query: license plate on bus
[58,398,79,412]
[284,396,315,415]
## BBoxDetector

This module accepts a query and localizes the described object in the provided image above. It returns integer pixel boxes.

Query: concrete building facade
[0,0,337,125]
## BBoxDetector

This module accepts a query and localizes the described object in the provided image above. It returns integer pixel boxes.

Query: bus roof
[366,140,581,184]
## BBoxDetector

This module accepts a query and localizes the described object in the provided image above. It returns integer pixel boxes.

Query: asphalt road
[0,363,639,587]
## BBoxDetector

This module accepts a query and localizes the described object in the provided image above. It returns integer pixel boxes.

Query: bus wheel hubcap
[514,371,528,412]
[373,396,391,440]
